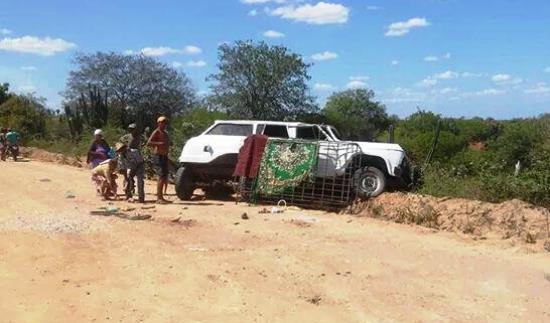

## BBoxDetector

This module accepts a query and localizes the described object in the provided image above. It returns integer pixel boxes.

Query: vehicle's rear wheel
[353,166,386,198]
[175,166,195,200]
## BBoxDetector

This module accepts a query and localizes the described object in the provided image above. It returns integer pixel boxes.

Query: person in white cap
[87,129,110,168]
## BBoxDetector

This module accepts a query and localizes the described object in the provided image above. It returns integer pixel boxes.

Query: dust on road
[1,161,549,322]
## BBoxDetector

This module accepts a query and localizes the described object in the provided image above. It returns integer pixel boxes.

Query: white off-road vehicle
[175,120,411,200]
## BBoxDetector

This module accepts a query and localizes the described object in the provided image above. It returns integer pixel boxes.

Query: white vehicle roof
[213,120,314,127]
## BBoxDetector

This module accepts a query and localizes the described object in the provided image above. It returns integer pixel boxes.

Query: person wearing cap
[119,123,142,197]
[87,129,110,168]
[116,142,145,203]
[147,116,171,204]
[119,123,141,150]
[91,158,119,200]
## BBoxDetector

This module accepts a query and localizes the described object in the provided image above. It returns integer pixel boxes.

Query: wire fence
[237,139,364,210]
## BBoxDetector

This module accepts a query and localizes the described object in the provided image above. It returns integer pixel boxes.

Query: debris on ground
[241,213,249,220]
[39,178,51,182]
[65,191,76,199]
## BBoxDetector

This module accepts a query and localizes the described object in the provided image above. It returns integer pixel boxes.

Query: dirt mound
[21,147,84,168]
[358,192,550,249]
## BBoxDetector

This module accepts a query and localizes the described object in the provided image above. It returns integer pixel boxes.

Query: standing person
[147,116,171,204]
[87,129,110,168]
[119,123,142,196]
[115,142,145,203]
[119,123,141,149]
[0,127,7,161]
[5,128,20,161]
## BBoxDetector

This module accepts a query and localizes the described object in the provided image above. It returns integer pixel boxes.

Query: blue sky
[0,0,549,118]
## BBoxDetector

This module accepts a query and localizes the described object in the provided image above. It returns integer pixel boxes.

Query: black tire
[175,166,195,200]
[353,166,386,198]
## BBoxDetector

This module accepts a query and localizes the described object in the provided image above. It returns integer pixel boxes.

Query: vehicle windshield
[295,126,329,140]
[206,123,253,136]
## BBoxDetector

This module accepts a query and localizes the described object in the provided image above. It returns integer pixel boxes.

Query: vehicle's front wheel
[175,166,195,200]
[353,166,386,198]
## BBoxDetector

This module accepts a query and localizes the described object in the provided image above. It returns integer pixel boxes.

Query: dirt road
[1,161,549,322]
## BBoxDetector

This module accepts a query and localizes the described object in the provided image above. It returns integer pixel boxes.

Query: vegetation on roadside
[1,41,549,208]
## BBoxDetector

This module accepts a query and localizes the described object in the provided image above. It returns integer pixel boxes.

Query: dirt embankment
[358,192,550,251]
[20,147,84,168]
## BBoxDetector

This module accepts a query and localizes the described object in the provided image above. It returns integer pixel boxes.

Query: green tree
[323,88,390,140]
[0,94,48,141]
[209,41,316,120]
[0,82,12,105]
[64,52,196,129]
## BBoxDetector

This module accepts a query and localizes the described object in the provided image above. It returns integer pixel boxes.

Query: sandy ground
[1,160,550,323]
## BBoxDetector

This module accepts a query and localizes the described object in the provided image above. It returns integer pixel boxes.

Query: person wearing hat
[116,142,145,203]
[119,123,142,196]
[119,123,141,150]
[87,129,110,168]
[147,116,171,204]
[91,158,119,200]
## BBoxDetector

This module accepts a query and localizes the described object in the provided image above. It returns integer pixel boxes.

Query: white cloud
[0,36,76,56]
[141,46,181,57]
[434,70,459,79]
[346,76,369,89]
[138,45,202,57]
[269,2,350,25]
[21,66,37,71]
[544,67,550,73]
[172,60,207,68]
[385,17,430,37]
[123,49,136,55]
[461,72,483,78]
[1,28,12,35]
[491,73,522,85]
[418,70,459,87]
[391,60,399,66]
[183,45,202,55]
[186,60,207,67]
[424,56,438,62]
[464,88,506,97]
[347,80,367,89]
[263,30,285,38]
[524,82,550,95]
[424,53,451,62]
[311,51,338,61]
[366,5,381,10]
[314,83,335,91]
[248,9,258,16]
[439,87,457,94]
[491,74,511,82]
[418,78,438,87]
